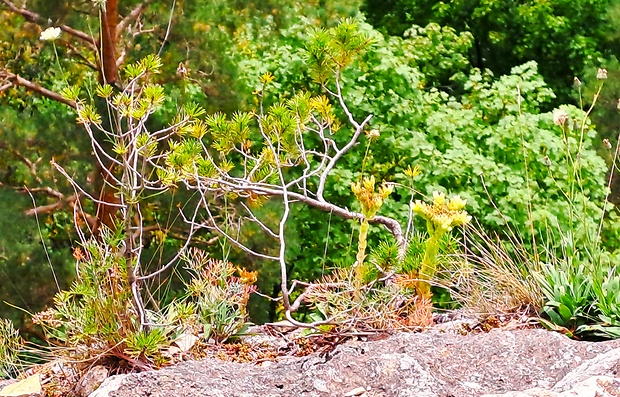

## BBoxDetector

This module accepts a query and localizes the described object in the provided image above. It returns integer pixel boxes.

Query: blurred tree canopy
[361,0,620,102]
[0,0,618,329]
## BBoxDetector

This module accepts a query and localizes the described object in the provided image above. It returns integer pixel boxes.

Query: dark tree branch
[0,0,96,47]
[116,0,153,38]
[0,71,76,108]
[13,74,76,108]
[19,186,64,201]
[64,42,99,71]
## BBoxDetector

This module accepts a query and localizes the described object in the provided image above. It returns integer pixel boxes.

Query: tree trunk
[93,0,121,235]
[100,0,119,85]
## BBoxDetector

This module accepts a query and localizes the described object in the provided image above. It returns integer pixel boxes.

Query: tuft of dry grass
[299,267,432,332]
[441,223,544,316]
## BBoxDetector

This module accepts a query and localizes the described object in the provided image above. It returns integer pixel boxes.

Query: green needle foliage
[32,230,174,365]
[0,319,23,379]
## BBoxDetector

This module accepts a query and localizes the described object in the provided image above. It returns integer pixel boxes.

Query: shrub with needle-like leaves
[149,20,417,328]
[32,229,179,367]
[0,318,22,379]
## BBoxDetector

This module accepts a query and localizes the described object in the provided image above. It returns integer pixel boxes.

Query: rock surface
[87,328,620,397]
[0,375,41,397]
[482,346,620,397]
[75,366,108,397]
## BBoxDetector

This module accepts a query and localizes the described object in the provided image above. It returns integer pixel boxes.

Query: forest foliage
[2,0,620,374]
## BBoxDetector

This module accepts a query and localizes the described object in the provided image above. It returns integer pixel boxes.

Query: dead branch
[64,42,99,71]
[0,71,76,108]
[19,186,64,201]
[116,0,154,38]
[116,48,126,68]
[23,193,77,216]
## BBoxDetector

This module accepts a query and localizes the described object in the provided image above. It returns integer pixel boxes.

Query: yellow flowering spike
[452,212,472,227]
[412,190,472,300]
[259,72,275,85]
[351,177,392,219]
[378,183,394,200]
[432,191,446,206]
[447,195,467,211]
[413,192,471,232]
[404,165,421,179]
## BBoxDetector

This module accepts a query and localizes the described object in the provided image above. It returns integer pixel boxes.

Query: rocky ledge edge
[4,327,620,397]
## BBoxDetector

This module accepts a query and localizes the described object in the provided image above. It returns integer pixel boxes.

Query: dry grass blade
[444,223,544,316]
[303,268,433,332]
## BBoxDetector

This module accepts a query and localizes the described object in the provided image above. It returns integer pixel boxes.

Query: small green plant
[535,260,595,336]
[351,176,393,293]
[182,249,257,343]
[412,191,471,299]
[592,269,620,328]
[125,328,170,363]
[583,267,620,338]
[32,229,176,366]
[535,245,620,339]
